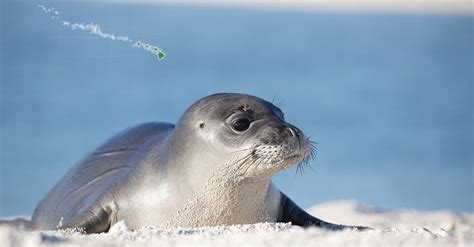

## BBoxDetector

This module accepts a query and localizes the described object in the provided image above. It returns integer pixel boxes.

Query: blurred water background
[0,1,473,217]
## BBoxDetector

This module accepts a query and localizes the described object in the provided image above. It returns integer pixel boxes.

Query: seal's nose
[280,125,294,138]
[287,126,296,137]
[282,125,303,149]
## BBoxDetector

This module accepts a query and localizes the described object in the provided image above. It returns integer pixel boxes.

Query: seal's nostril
[287,127,296,137]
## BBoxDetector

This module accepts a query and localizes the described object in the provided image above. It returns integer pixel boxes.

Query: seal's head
[174,93,315,179]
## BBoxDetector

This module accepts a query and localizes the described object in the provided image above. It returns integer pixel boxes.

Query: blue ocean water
[0,2,472,217]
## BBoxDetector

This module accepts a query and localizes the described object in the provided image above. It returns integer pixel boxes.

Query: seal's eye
[232,118,251,132]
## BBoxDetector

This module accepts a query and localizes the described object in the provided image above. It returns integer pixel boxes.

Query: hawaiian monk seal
[26,93,368,233]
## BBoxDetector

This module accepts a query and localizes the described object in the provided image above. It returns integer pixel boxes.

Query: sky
[79,0,473,15]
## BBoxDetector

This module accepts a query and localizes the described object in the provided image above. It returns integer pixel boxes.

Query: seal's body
[29,93,367,233]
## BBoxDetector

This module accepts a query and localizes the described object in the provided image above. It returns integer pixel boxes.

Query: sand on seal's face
[1,201,472,247]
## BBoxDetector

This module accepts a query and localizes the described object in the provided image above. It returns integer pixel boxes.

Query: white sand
[1,201,472,246]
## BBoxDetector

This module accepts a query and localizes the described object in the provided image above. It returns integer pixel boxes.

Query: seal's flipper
[278,192,371,231]
[62,203,116,234]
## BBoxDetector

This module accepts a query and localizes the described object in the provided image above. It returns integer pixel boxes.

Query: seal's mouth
[284,154,304,162]
[229,137,316,176]
[279,140,315,172]
[285,142,316,174]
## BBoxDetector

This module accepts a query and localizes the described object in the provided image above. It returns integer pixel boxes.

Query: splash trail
[37,5,165,61]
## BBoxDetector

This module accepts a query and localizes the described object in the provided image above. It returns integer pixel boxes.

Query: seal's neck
[167,174,277,228]
[161,128,281,227]
[206,175,275,223]
[162,127,234,186]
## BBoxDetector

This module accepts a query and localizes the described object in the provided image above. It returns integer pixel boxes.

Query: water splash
[37,4,165,61]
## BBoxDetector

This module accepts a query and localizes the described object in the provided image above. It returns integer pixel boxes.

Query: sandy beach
[1,201,472,246]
